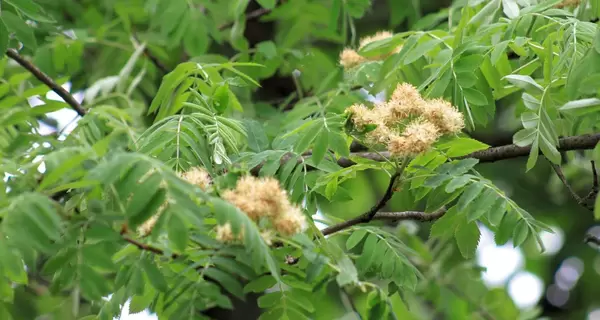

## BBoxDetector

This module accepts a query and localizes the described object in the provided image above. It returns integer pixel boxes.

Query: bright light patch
[117,300,158,320]
[540,226,564,256]
[546,284,569,307]
[588,308,600,320]
[477,226,524,287]
[508,271,544,309]
[555,257,583,291]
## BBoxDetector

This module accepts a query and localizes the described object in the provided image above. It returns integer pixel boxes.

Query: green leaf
[445,175,471,193]
[502,0,520,18]
[5,0,55,23]
[438,137,489,157]
[257,41,277,59]
[258,292,282,308]
[513,128,536,147]
[469,0,501,25]
[454,221,480,259]
[141,259,168,292]
[256,0,276,9]
[454,55,483,72]
[328,132,350,157]
[491,41,509,65]
[294,121,322,153]
[1,11,37,50]
[244,275,277,293]
[467,188,497,222]
[204,268,244,299]
[404,39,442,65]
[462,88,488,105]
[0,21,8,55]
[504,74,543,93]
[167,213,188,251]
[213,84,230,113]
[336,255,359,287]
[311,129,329,166]
[487,198,507,227]
[244,120,269,153]
[559,98,600,115]
[430,207,459,238]
[346,229,367,250]
[457,182,485,211]
[512,220,529,247]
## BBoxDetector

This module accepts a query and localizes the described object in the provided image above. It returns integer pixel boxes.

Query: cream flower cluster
[216,176,307,245]
[137,167,212,237]
[347,83,465,157]
[339,31,401,69]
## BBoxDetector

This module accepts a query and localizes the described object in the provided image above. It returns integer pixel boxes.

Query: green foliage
[1,0,599,319]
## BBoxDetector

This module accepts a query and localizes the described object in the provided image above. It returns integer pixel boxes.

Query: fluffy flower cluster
[339,31,401,69]
[137,167,212,237]
[555,0,580,8]
[346,83,464,157]
[216,176,307,245]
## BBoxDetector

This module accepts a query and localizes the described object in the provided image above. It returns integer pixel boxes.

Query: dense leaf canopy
[1,0,599,319]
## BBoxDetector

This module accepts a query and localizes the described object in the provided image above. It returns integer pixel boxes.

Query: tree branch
[336,133,600,167]
[372,209,447,222]
[321,208,446,236]
[218,7,272,30]
[6,49,86,116]
[584,234,600,246]
[550,162,584,204]
[320,172,399,236]
[122,235,179,259]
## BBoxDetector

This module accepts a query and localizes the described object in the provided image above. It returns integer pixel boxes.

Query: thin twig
[122,235,179,259]
[585,234,600,246]
[321,172,401,236]
[550,163,583,203]
[447,284,495,320]
[6,49,86,116]
[218,7,272,30]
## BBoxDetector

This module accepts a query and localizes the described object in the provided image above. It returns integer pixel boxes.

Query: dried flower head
[260,229,274,246]
[137,202,168,237]
[384,84,426,123]
[222,176,289,221]
[555,0,580,8]
[215,223,239,243]
[273,206,307,236]
[181,167,212,190]
[346,103,378,129]
[422,98,465,134]
[359,31,394,49]
[347,83,464,158]
[388,119,440,157]
[339,48,366,69]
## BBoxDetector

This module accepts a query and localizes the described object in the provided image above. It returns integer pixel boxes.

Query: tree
[1,0,599,319]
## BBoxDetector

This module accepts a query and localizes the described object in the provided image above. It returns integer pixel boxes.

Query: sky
[22,84,598,320]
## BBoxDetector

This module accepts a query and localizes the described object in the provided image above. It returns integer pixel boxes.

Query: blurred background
[11,0,600,319]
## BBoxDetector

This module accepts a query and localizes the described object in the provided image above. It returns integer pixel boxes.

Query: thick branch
[336,133,600,167]
[322,208,446,236]
[6,49,86,116]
